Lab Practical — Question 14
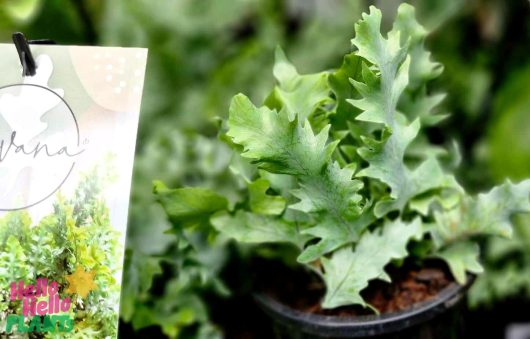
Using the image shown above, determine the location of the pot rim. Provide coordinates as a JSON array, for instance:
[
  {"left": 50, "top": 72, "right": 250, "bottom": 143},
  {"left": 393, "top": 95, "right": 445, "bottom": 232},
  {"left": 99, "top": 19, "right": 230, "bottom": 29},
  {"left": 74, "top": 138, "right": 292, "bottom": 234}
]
[{"left": 254, "top": 275, "right": 474, "bottom": 337}]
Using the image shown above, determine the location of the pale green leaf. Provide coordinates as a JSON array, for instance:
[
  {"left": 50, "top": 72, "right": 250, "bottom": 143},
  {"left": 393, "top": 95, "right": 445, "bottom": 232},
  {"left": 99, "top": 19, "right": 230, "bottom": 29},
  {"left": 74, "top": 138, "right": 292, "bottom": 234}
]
[
  {"left": 259, "top": 171, "right": 297, "bottom": 198},
  {"left": 227, "top": 94, "right": 334, "bottom": 176},
  {"left": 265, "top": 47, "right": 331, "bottom": 122},
  {"left": 321, "top": 218, "right": 423, "bottom": 309},
  {"left": 349, "top": 5, "right": 458, "bottom": 217},
  {"left": 351, "top": 6, "right": 406, "bottom": 72},
  {"left": 394, "top": 4, "right": 446, "bottom": 126},
  {"left": 393, "top": 3, "right": 443, "bottom": 89},
  {"left": 409, "top": 188, "right": 461, "bottom": 216},
  {"left": 434, "top": 241, "right": 483, "bottom": 284},
  {"left": 227, "top": 94, "right": 365, "bottom": 260},
  {"left": 248, "top": 178, "right": 286, "bottom": 215},
  {"left": 432, "top": 180, "right": 530, "bottom": 245},
  {"left": 297, "top": 209, "right": 375, "bottom": 264}
]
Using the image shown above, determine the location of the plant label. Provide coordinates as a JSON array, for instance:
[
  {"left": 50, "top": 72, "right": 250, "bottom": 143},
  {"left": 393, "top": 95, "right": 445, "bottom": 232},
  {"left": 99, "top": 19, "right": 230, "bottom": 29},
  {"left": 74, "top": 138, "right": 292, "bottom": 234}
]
[{"left": 0, "top": 44, "right": 147, "bottom": 338}]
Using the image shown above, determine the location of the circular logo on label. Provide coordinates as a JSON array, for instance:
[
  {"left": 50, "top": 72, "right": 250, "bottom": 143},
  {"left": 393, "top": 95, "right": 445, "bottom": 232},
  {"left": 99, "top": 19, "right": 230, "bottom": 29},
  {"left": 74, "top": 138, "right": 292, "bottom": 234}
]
[{"left": 0, "top": 84, "right": 81, "bottom": 211}]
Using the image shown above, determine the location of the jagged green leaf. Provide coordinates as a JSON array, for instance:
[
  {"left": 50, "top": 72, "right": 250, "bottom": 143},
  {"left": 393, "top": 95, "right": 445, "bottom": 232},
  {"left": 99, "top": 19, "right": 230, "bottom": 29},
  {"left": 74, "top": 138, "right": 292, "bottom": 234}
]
[
  {"left": 227, "top": 94, "right": 366, "bottom": 261},
  {"left": 394, "top": 4, "right": 447, "bottom": 127},
  {"left": 393, "top": 3, "right": 443, "bottom": 89},
  {"left": 321, "top": 218, "right": 423, "bottom": 309},
  {"left": 349, "top": 5, "right": 458, "bottom": 217},
  {"left": 297, "top": 209, "right": 375, "bottom": 264},
  {"left": 265, "top": 47, "right": 331, "bottom": 122},
  {"left": 228, "top": 94, "right": 334, "bottom": 175},
  {"left": 350, "top": 6, "right": 407, "bottom": 74},
  {"left": 434, "top": 241, "right": 483, "bottom": 284}
]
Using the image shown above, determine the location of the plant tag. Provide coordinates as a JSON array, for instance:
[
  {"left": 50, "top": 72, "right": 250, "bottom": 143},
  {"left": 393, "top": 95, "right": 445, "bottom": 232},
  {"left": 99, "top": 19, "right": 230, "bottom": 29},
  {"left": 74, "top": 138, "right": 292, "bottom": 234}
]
[{"left": 0, "top": 44, "right": 147, "bottom": 338}]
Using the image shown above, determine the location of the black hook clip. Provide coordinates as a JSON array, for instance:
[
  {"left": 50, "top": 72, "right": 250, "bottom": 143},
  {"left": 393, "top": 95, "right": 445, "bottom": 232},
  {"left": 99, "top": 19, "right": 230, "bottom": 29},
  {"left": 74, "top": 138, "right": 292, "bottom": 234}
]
[{"left": 12, "top": 32, "right": 56, "bottom": 77}]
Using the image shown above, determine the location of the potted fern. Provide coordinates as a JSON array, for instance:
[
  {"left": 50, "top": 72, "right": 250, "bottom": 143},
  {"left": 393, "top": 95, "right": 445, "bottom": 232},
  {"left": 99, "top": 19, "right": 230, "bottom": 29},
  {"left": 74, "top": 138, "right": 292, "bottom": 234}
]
[{"left": 155, "top": 4, "right": 530, "bottom": 338}]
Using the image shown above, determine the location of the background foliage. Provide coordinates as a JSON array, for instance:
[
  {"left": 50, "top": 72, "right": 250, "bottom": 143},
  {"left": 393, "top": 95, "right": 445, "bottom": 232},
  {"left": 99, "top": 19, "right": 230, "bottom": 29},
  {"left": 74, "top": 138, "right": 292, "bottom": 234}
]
[{"left": 1, "top": 0, "right": 529, "bottom": 337}]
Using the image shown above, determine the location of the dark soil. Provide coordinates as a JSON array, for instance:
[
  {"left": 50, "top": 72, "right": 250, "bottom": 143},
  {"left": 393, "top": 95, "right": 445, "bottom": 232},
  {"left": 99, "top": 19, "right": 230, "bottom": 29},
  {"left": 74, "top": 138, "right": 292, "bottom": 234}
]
[{"left": 257, "top": 260, "right": 454, "bottom": 317}]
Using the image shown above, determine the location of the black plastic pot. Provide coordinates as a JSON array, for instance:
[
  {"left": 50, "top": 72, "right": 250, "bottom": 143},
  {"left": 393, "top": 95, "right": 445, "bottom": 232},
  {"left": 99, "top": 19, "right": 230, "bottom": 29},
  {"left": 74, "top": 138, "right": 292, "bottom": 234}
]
[{"left": 254, "top": 276, "right": 474, "bottom": 339}]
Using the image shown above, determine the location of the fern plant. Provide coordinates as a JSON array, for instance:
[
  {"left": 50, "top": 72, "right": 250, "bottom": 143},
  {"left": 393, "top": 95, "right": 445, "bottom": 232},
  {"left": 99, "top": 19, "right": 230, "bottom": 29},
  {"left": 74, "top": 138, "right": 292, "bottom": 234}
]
[{"left": 155, "top": 4, "right": 530, "bottom": 311}]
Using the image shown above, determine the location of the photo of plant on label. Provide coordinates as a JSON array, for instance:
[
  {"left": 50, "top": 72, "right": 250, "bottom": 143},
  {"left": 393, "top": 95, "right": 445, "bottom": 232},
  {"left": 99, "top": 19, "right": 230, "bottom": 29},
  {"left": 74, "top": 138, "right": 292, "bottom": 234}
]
[{"left": 0, "top": 43, "right": 147, "bottom": 338}]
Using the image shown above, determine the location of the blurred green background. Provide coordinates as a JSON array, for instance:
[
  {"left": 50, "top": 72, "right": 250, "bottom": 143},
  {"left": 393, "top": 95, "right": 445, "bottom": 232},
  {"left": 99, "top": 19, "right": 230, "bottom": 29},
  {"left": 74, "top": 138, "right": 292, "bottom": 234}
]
[{"left": 1, "top": 0, "right": 529, "bottom": 338}]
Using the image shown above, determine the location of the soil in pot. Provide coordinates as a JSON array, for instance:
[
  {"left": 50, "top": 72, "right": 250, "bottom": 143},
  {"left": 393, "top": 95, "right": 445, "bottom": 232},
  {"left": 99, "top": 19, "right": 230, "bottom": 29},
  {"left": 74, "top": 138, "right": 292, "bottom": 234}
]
[
  {"left": 257, "top": 259, "right": 453, "bottom": 317},
  {"left": 253, "top": 259, "right": 469, "bottom": 339}
]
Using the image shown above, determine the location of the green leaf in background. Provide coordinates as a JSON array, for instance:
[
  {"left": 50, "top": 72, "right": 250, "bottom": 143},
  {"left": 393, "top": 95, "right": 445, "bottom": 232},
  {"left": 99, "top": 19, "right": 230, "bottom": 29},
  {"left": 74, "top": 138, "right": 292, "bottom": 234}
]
[
  {"left": 469, "top": 216, "right": 530, "bottom": 307},
  {"left": 211, "top": 210, "right": 305, "bottom": 248},
  {"left": 409, "top": 0, "right": 465, "bottom": 31},
  {"left": 471, "top": 264, "right": 530, "bottom": 308},
  {"left": 434, "top": 241, "right": 483, "bottom": 284},
  {"left": 409, "top": 187, "right": 461, "bottom": 216},
  {"left": 265, "top": 47, "right": 331, "bottom": 123},
  {"left": 488, "top": 63, "right": 530, "bottom": 182},
  {"left": 248, "top": 178, "right": 286, "bottom": 215},
  {"left": 2, "top": 0, "right": 41, "bottom": 22},
  {"left": 120, "top": 249, "right": 163, "bottom": 322},
  {"left": 470, "top": 212, "right": 530, "bottom": 306},
  {"left": 154, "top": 181, "right": 229, "bottom": 228},
  {"left": 321, "top": 218, "right": 423, "bottom": 309},
  {"left": 130, "top": 278, "right": 222, "bottom": 339},
  {"left": 328, "top": 53, "right": 363, "bottom": 129},
  {"left": 432, "top": 180, "right": 530, "bottom": 287},
  {"left": 432, "top": 180, "right": 530, "bottom": 245}
]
